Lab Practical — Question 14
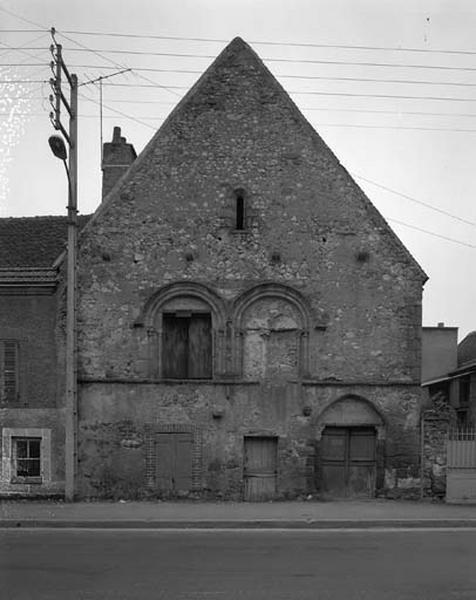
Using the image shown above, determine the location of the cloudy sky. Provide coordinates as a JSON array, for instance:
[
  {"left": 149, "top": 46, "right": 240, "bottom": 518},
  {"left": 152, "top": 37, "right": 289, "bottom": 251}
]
[{"left": 1, "top": 0, "right": 475, "bottom": 339}]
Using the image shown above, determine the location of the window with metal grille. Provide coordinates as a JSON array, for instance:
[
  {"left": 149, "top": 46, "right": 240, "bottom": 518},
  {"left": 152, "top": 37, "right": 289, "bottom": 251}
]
[
  {"left": 0, "top": 340, "right": 18, "bottom": 403},
  {"left": 162, "top": 312, "right": 212, "bottom": 379},
  {"left": 14, "top": 437, "right": 41, "bottom": 478}
]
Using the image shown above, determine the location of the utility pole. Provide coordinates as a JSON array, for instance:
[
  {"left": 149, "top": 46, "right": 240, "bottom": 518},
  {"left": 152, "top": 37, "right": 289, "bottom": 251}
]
[{"left": 49, "top": 26, "right": 78, "bottom": 502}]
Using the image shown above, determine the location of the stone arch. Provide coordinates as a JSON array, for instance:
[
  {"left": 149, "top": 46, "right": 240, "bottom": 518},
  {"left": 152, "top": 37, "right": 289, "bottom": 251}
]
[
  {"left": 136, "top": 281, "right": 227, "bottom": 329},
  {"left": 135, "top": 282, "right": 227, "bottom": 378},
  {"left": 314, "top": 394, "right": 386, "bottom": 496},
  {"left": 315, "top": 394, "right": 386, "bottom": 440},
  {"left": 232, "top": 283, "right": 312, "bottom": 379}
]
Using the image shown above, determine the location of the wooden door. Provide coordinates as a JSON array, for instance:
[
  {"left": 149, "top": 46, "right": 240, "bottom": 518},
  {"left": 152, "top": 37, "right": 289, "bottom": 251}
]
[
  {"left": 244, "top": 436, "right": 278, "bottom": 501},
  {"left": 156, "top": 433, "right": 193, "bottom": 493},
  {"left": 321, "top": 427, "right": 376, "bottom": 498}
]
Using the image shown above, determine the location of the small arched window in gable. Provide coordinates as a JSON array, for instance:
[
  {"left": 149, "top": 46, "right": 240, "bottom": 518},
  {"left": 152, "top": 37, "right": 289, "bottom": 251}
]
[{"left": 234, "top": 189, "right": 246, "bottom": 230}]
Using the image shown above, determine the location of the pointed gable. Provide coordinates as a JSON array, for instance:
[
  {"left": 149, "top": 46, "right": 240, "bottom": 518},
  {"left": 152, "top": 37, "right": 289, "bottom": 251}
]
[{"left": 88, "top": 37, "right": 426, "bottom": 283}]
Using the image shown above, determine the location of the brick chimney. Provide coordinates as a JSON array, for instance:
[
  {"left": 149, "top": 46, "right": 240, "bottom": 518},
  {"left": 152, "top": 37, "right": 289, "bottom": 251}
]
[{"left": 101, "top": 126, "right": 137, "bottom": 200}]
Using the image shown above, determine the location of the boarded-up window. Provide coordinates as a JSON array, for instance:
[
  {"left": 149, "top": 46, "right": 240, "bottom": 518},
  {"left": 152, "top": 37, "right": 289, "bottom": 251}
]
[
  {"left": 156, "top": 432, "right": 193, "bottom": 492},
  {"left": 0, "top": 340, "right": 18, "bottom": 403},
  {"left": 162, "top": 313, "right": 212, "bottom": 379}
]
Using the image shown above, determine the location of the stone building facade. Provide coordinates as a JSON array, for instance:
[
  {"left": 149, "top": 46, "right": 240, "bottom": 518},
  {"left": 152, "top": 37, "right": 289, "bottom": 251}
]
[
  {"left": 76, "top": 38, "right": 427, "bottom": 500},
  {"left": 1, "top": 37, "right": 427, "bottom": 500}
]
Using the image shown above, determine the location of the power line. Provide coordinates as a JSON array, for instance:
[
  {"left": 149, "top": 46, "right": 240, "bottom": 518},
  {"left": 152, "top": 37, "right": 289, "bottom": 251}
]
[
  {"left": 78, "top": 90, "right": 156, "bottom": 130},
  {"left": 58, "top": 30, "right": 476, "bottom": 57},
  {"left": 56, "top": 31, "right": 183, "bottom": 100},
  {"left": 0, "top": 28, "right": 45, "bottom": 33},
  {"left": 8, "top": 62, "right": 476, "bottom": 93},
  {"left": 56, "top": 66, "right": 476, "bottom": 89},
  {"left": 50, "top": 47, "right": 476, "bottom": 74},
  {"left": 0, "top": 32, "right": 48, "bottom": 60},
  {"left": 318, "top": 123, "right": 476, "bottom": 132},
  {"left": 97, "top": 82, "right": 476, "bottom": 104},
  {"left": 388, "top": 218, "right": 476, "bottom": 249},
  {"left": 0, "top": 80, "right": 46, "bottom": 83},
  {"left": 0, "top": 63, "right": 45, "bottom": 66},
  {"left": 353, "top": 174, "right": 476, "bottom": 227},
  {"left": 6, "top": 44, "right": 476, "bottom": 76},
  {"left": 0, "top": 6, "right": 44, "bottom": 29}
]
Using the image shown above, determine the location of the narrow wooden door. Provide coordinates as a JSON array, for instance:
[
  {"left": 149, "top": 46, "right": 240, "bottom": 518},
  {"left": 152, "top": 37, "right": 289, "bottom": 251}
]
[
  {"left": 156, "top": 433, "right": 193, "bottom": 493},
  {"left": 321, "top": 427, "right": 376, "bottom": 498},
  {"left": 244, "top": 436, "right": 278, "bottom": 501}
]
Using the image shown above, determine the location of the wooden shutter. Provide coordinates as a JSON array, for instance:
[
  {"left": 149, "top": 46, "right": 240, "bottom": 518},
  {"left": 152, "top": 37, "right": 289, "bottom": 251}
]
[
  {"left": 188, "top": 314, "right": 212, "bottom": 379},
  {"left": 1, "top": 341, "right": 18, "bottom": 402},
  {"left": 162, "top": 315, "right": 188, "bottom": 378}
]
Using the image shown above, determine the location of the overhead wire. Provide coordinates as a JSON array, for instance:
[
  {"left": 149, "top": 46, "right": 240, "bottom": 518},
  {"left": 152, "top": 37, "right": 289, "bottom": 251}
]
[
  {"left": 388, "top": 218, "right": 476, "bottom": 249},
  {"left": 353, "top": 174, "right": 476, "bottom": 227},
  {"left": 0, "top": 6, "right": 45, "bottom": 30},
  {"left": 94, "top": 82, "right": 476, "bottom": 104},
  {"left": 57, "top": 30, "right": 476, "bottom": 57},
  {"left": 77, "top": 90, "right": 156, "bottom": 130},
  {"left": 45, "top": 46, "right": 476, "bottom": 74},
  {"left": 56, "top": 31, "right": 183, "bottom": 99},
  {"left": 1, "top": 18, "right": 475, "bottom": 249}
]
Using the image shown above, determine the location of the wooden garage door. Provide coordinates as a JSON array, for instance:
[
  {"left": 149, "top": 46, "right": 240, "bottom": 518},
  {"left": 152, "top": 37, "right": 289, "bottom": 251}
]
[
  {"left": 321, "top": 427, "right": 376, "bottom": 498},
  {"left": 244, "top": 436, "right": 278, "bottom": 502},
  {"left": 156, "top": 433, "right": 193, "bottom": 493}
]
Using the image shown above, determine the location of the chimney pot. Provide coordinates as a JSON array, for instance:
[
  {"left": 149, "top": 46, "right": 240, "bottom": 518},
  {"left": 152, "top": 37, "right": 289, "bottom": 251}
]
[
  {"left": 112, "top": 126, "right": 122, "bottom": 143},
  {"left": 438, "top": 322, "right": 445, "bottom": 328}
]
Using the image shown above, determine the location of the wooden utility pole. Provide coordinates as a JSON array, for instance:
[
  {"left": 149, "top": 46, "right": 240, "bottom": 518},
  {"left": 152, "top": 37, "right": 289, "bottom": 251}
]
[{"left": 49, "top": 28, "right": 78, "bottom": 502}]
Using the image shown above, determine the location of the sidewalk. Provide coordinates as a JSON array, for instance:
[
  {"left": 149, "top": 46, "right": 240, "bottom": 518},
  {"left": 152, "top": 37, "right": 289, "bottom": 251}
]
[{"left": 1, "top": 499, "right": 476, "bottom": 529}]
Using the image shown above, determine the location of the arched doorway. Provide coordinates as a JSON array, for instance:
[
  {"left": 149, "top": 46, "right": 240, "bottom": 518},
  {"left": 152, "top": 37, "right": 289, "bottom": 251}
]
[{"left": 315, "top": 396, "right": 385, "bottom": 498}]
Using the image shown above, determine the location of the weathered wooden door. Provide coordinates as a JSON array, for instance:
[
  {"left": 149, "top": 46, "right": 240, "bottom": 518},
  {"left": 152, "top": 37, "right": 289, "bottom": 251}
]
[
  {"left": 243, "top": 436, "right": 278, "bottom": 501},
  {"left": 321, "top": 427, "right": 376, "bottom": 498},
  {"left": 156, "top": 433, "right": 193, "bottom": 493}
]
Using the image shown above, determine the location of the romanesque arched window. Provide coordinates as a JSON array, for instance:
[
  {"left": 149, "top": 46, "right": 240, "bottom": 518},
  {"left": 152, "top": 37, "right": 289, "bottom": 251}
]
[
  {"left": 136, "top": 282, "right": 226, "bottom": 379},
  {"left": 232, "top": 284, "right": 312, "bottom": 380}
]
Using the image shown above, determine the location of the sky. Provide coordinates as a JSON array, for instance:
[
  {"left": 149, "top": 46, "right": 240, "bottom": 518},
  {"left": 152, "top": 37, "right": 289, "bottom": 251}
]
[{"left": 1, "top": 0, "right": 475, "bottom": 340}]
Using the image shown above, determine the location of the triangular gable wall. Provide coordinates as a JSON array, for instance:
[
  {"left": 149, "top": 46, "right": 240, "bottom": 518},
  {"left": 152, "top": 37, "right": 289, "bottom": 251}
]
[{"left": 83, "top": 37, "right": 426, "bottom": 282}]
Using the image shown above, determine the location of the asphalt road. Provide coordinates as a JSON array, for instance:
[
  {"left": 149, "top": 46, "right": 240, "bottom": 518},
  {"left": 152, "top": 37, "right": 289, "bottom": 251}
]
[{"left": 1, "top": 528, "right": 476, "bottom": 599}]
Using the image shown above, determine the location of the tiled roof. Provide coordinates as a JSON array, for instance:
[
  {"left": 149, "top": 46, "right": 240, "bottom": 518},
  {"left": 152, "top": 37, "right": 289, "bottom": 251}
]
[
  {"left": 0, "top": 215, "right": 91, "bottom": 268},
  {"left": 458, "top": 331, "right": 476, "bottom": 367}
]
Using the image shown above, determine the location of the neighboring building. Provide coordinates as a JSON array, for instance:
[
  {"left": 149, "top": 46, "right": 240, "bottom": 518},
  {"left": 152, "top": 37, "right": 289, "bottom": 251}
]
[
  {"left": 0, "top": 216, "right": 89, "bottom": 496},
  {"left": 422, "top": 328, "right": 476, "bottom": 427},
  {"left": 1, "top": 38, "right": 428, "bottom": 500}
]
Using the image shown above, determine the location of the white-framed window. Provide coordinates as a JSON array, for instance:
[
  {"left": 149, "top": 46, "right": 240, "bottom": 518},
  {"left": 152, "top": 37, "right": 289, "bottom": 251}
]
[{"left": 1, "top": 428, "right": 51, "bottom": 485}]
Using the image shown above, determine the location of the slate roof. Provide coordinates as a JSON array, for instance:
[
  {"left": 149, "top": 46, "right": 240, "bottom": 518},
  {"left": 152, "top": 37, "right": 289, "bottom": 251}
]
[
  {"left": 458, "top": 331, "right": 476, "bottom": 367},
  {"left": 0, "top": 215, "right": 91, "bottom": 268}
]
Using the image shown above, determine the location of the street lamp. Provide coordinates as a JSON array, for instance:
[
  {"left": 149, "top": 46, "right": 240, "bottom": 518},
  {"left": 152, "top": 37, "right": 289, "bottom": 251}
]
[
  {"left": 48, "top": 132, "right": 78, "bottom": 502},
  {"left": 48, "top": 134, "right": 67, "bottom": 160},
  {"left": 48, "top": 135, "right": 72, "bottom": 207}
]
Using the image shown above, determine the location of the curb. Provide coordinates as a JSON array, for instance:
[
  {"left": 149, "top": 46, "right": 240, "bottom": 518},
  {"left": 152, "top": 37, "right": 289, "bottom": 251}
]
[{"left": 2, "top": 519, "right": 476, "bottom": 529}]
